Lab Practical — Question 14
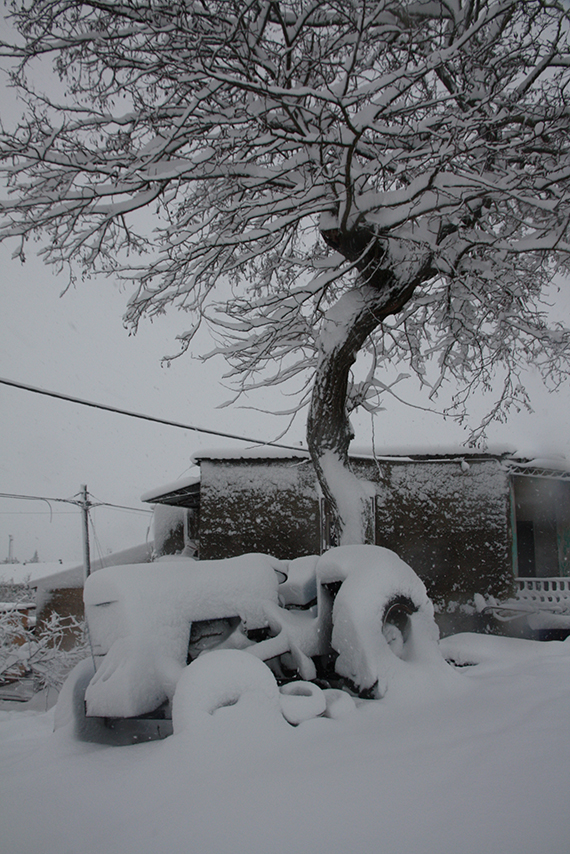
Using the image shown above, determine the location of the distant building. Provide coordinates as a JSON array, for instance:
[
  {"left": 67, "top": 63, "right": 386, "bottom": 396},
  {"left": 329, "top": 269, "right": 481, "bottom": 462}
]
[{"left": 0, "top": 542, "right": 154, "bottom": 643}]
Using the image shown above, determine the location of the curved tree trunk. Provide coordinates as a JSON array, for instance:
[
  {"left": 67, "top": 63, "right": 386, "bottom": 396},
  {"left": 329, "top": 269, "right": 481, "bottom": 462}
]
[{"left": 307, "top": 228, "right": 433, "bottom": 545}]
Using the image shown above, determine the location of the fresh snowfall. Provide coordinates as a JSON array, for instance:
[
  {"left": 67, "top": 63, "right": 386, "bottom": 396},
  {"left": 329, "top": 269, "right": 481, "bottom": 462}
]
[{"left": 2, "top": 547, "right": 570, "bottom": 854}]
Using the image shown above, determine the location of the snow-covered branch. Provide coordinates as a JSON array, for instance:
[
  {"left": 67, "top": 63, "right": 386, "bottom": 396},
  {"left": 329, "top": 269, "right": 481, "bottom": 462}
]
[{"left": 1, "top": 0, "right": 569, "bottom": 540}]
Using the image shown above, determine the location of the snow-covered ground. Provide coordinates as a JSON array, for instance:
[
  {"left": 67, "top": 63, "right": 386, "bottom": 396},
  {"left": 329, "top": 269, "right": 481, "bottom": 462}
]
[{"left": 1, "top": 633, "right": 569, "bottom": 854}]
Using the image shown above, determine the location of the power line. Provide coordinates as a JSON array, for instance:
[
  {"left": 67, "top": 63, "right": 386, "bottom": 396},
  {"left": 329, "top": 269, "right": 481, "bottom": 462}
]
[
  {"left": 0, "top": 492, "right": 153, "bottom": 514},
  {"left": 93, "top": 503, "right": 154, "bottom": 515},
  {"left": 0, "top": 376, "right": 308, "bottom": 453},
  {"left": 0, "top": 492, "right": 79, "bottom": 505},
  {"left": 0, "top": 511, "right": 78, "bottom": 516},
  {"left": 0, "top": 487, "right": 153, "bottom": 573}
]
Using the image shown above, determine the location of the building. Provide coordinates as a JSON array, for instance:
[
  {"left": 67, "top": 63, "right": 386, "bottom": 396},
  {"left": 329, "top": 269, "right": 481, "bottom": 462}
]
[
  {"left": 0, "top": 542, "right": 154, "bottom": 642},
  {"left": 143, "top": 448, "right": 570, "bottom": 631}
]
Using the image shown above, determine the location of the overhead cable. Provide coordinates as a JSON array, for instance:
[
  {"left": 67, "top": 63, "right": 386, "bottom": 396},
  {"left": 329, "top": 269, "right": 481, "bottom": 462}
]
[
  {"left": 0, "top": 491, "right": 79, "bottom": 505},
  {"left": 0, "top": 492, "right": 153, "bottom": 514},
  {"left": 0, "top": 376, "right": 308, "bottom": 453}
]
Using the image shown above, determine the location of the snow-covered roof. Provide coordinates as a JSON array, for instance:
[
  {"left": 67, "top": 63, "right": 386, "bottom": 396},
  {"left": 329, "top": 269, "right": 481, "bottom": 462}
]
[
  {"left": 144, "top": 446, "right": 570, "bottom": 508},
  {"left": 0, "top": 562, "right": 79, "bottom": 587},
  {"left": 0, "top": 600, "right": 36, "bottom": 611},
  {"left": 192, "top": 446, "right": 309, "bottom": 463},
  {"left": 193, "top": 443, "right": 570, "bottom": 470},
  {"left": 349, "top": 443, "right": 518, "bottom": 461},
  {"left": 192, "top": 443, "right": 518, "bottom": 463},
  {"left": 0, "top": 542, "right": 154, "bottom": 592},
  {"left": 141, "top": 474, "right": 200, "bottom": 504}
]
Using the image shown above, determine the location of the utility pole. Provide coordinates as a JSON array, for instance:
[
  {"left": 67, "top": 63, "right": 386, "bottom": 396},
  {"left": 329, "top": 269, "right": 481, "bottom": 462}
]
[{"left": 80, "top": 484, "right": 91, "bottom": 580}]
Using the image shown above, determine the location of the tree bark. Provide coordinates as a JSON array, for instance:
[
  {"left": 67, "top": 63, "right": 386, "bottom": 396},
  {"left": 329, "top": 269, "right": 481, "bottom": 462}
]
[{"left": 307, "top": 228, "right": 433, "bottom": 545}]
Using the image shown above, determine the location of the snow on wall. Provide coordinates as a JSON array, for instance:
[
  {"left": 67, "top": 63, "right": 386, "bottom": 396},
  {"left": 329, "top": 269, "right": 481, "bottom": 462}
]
[
  {"left": 152, "top": 504, "right": 187, "bottom": 556},
  {"left": 195, "top": 454, "right": 513, "bottom": 608},
  {"left": 198, "top": 458, "right": 321, "bottom": 560},
  {"left": 355, "top": 457, "right": 513, "bottom": 606}
]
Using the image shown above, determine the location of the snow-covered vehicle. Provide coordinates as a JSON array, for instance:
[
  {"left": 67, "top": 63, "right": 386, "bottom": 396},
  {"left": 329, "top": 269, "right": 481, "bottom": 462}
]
[{"left": 57, "top": 545, "right": 448, "bottom": 743}]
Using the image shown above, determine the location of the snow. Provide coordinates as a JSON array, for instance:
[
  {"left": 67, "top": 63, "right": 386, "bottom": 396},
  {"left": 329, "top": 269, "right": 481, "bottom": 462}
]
[
  {"left": 191, "top": 444, "right": 568, "bottom": 465},
  {"left": 508, "top": 456, "right": 570, "bottom": 473},
  {"left": 192, "top": 446, "right": 309, "bottom": 462},
  {"left": 80, "top": 546, "right": 451, "bottom": 716},
  {"left": 0, "top": 544, "right": 155, "bottom": 593},
  {"left": 0, "top": 600, "right": 35, "bottom": 611},
  {"left": 277, "top": 555, "right": 318, "bottom": 606},
  {"left": 83, "top": 556, "right": 284, "bottom": 717},
  {"left": 279, "top": 680, "right": 327, "bottom": 725},
  {"left": 318, "top": 450, "right": 377, "bottom": 545},
  {"left": 6, "top": 545, "right": 566, "bottom": 852},
  {"left": 349, "top": 443, "right": 518, "bottom": 459},
  {"left": 2, "top": 632, "right": 570, "bottom": 854},
  {"left": 140, "top": 474, "right": 200, "bottom": 503},
  {"left": 317, "top": 546, "right": 448, "bottom": 697},
  {"left": 439, "top": 632, "right": 570, "bottom": 667},
  {"left": 321, "top": 687, "right": 357, "bottom": 719},
  {"left": 172, "top": 649, "right": 284, "bottom": 734}
]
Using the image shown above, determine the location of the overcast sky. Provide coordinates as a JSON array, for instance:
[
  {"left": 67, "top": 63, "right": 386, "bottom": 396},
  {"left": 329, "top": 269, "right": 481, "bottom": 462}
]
[
  {"left": 1, "top": 16, "right": 569, "bottom": 564},
  {"left": 2, "top": 233, "right": 569, "bottom": 564}
]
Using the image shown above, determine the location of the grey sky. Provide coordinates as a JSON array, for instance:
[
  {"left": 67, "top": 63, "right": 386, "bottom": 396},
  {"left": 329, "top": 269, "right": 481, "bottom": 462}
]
[
  {"left": 2, "top": 235, "right": 569, "bottom": 563},
  {"left": 1, "top": 6, "right": 569, "bottom": 563}
]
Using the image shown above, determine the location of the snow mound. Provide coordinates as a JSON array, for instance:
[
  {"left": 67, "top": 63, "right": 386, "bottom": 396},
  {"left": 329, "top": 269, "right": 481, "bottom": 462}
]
[
  {"left": 279, "top": 680, "right": 326, "bottom": 725},
  {"left": 172, "top": 649, "right": 282, "bottom": 735},
  {"left": 440, "top": 631, "right": 570, "bottom": 668},
  {"left": 278, "top": 555, "right": 318, "bottom": 606},
  {"left": 322, "top": 688, "right": 357, "bottom": 719}
]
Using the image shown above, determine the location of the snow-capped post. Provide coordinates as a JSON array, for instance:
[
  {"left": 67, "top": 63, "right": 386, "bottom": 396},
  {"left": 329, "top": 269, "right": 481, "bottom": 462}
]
[{"left": 1, "top": 2, "right": 570, "bottom": 548}]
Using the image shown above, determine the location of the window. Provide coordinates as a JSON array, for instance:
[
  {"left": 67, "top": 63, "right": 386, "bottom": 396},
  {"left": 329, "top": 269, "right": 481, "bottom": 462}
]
[
  {"left": 516, "top": 520, "right": 536, "bottom": 577},
  {"left": 513, "top": 476, "right": 570, "bottom": 578}
]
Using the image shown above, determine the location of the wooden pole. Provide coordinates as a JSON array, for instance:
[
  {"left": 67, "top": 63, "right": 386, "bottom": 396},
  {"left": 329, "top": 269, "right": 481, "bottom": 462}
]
[{"left": 80, "top": 484, "right": 91, "bottom": 580}]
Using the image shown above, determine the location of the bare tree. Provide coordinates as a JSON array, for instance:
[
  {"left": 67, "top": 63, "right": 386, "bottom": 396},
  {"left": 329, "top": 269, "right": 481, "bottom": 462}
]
[{"left": 1, "top": 1, "right": 569, "bottom": 543}]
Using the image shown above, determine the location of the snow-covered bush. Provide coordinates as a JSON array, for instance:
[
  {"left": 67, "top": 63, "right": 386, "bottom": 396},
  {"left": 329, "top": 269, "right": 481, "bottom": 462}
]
[{"left": 0, "top": 598, "right": 89, "bottom": 694}]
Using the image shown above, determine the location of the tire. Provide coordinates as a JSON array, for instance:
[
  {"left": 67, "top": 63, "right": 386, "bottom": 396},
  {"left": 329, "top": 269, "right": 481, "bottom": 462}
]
[
  {"left": 381, "top": 596, "right": 418, "bottom": 660},
  {"left": 322, "top": 547, "right": 442, "bottom": 698},
  {"left": 279, "top": 680, "right": 326, "bottom": 724},
  {"left": 54, "top": 658, "right": 171, "bottom": 745}
]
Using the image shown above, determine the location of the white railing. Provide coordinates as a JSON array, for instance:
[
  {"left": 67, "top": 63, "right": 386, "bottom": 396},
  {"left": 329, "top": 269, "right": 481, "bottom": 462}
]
[{"left": 516, "top": 577, "right": 570, "bottom": 607}]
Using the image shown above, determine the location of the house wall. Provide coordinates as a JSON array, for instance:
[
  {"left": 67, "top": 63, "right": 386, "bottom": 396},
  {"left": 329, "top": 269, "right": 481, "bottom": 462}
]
[
  {"left": 198, "top": 457, "right": 321, "bottom": 560},
  {"left": 197, "top": 455, "right": 514, "bottom": 608},
  {"left": 356, "top": 458, "right": 514, "bottom": 607}
]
